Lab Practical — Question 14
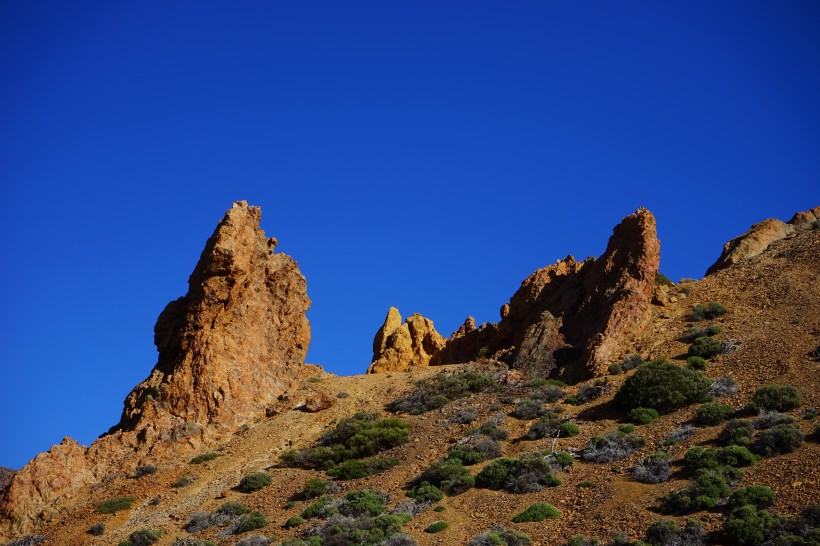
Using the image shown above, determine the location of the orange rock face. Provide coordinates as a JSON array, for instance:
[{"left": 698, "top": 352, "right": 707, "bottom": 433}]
[
  {"left": 367, "top": 307, "right": 445, "bottom": 373},
  {"left": 369, "top": 208, "right": 661, "bottom": 379},
  {"left": 706, "top": 206, "right": 819, "bottom": 276},
  {"left": 0, "top": 201, "right": 312, "bottom": 539}
]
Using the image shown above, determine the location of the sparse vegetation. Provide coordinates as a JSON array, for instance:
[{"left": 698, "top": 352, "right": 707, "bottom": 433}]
[
  {"left": 709, "top": 376, "right": 739, "bottom": 398},
  {"left": 88, "top": 523, "right": 105, "bottom": 536},
  {"left": 614, "top": 359, "right": 710, "bottom": 413},
  {"left": 407, "top": 481, "right": 444, "bottom": 503},
  {"left": 512, "top": 399, "right": 546, "bottom": 420},
  {"left": 236, "top": 472, "right": 272, "bottom": 493},
  {"left": 475, "top": 451, "right": 562, "bottom": 493},
  {"left": 413, "top": 458, "right": 475, "bottom": 495},
  {"left": 327, "top": 456, "right": 400, "bottom": 479},
  {"left": 284, "top": 516, "right": 305, "bottom": 529},
  {"left": 687, "top": 336, "right": 724, "bottom": 359},
  {"left": 752, "top": 384, "right": 801, "bottom": 412},
  {"left": 695, "top": 402, "right": 734, "bottom": 426},
  {"left": 511, "top": 502, "right": 560, "bottom": 522},
  {"left": 450, "top": 408, "right": 479, "bottom": 424},
  {"left": 582, "top": 432, "right": 645, "bottom": 462},
  {"left": 302, "top": 478, "right": 336, "bottom": 499},
  {"left": 134, "top": 464, "right": 158, "bottom": 478},
  {"left": 633, "top": 453, "right": 671, "bottom": 484},
  {"left": 189, "top": 452, "right": 220, "bottom": 464},
  {"left": 468, "top": 526, "right": 532, "bottom": 546},
  {"left": 644, "top": 519, "right": 704, "bottom": 546},
  {"left": 95, "top": 496, "right": 136, "bottom": 514},
  {"left": 620, "top": 355, "right": 644, "bottom": 372},
  {"left": 627, "top": 407, "right": 659, "bottom": 425},
  {"left": 387, "top": 370, "right": 494, "bottom": 414},
  {"left": 681, "top": 324, "right": 722, "bottom": 342},
  {"left": 118, "top": 529, "right": 161, "bottom": 546},
  {"left": 690, "top": 302, "right": 727, "bottom": 321},
  {"left": 448, "top": 438, "right": 502, "bottom": 465},
  {"left": 524, "top": 410, "right": 577, "bottom": 440},
  {"left": 172, "top": 476, "right": 194, "bottom": 488},
  {"left": 531, "top": 384, "right": 565, "bottom": 402},
  {"left": 425, "top": 521, "right": 449, "bottom": 533}
]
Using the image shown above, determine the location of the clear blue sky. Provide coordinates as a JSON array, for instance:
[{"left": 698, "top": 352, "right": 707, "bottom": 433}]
[{"left": 1, "top": 2, "right": 817, "bottom": 469}]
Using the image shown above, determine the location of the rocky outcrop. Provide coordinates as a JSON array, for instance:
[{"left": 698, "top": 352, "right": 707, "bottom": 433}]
[
  {"left": 367, "top": 307, "right": 446, "bottom": 373},
  {"left": 706, "top": 206, "right": 819, "bottom": 276},
  {"left": 0, "top": 201, "right": 312, "bottom": 540},
  {"left": 369, "top": 208, "right": 661, "bottom": 379},
  {"left": 0, "top": 469, "right": 14, "bottom": 494}
]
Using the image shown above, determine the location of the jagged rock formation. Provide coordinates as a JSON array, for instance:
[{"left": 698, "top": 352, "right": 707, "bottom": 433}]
[
  {"left": 0, "top": 201, "right": 312, "bottom": 540},
  {"left": 367, "top": 307, "right": 445, "bottom": 373},
  {"left": 706, "top": 206, "right": 819, "bottom": 276},
  {"left": 369, "top": 208, "right": 660, "bottom": 378}
]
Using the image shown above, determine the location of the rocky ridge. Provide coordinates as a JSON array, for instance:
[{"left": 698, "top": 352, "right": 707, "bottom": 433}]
[
  {"left": 369, "top": 207, "right": 661, "bottom": 379},
  {"left": 0, "top": 201, "right": 313, "bottom": 539}
]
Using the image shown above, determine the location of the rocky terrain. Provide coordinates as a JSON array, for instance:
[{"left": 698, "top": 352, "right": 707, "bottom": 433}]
[{"left": 1, "top": 203, "right": 817, "bottom": 546}]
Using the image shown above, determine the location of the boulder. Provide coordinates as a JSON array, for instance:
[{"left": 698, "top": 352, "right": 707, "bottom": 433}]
[{"left": 367, "top": 308, "right": 445, "bottom": 373}]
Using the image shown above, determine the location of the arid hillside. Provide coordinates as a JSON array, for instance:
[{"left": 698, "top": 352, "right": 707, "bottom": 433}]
[{"left": 1, "top": 204, "right": 818, "bottom": 546}]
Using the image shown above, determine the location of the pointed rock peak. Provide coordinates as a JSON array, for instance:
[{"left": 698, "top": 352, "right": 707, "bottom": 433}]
[
  {"left": 368, "top": 308, "right": 445, "bottom": 373},
  {"left": 116, "top": 201, "right": 312, "bottom": 433},
  {"left": 707, "top": 206, "right": 819, "bottom": 276}
]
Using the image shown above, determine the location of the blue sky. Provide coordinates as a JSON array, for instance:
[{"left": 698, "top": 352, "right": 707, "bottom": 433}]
[{"left": 0, "top": 2, "right": 817, "bottom": 469}]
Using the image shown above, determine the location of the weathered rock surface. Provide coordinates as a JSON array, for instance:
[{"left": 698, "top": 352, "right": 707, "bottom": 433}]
[
  {"left": 304, "top": 390, "right": 336, "bottom": 412},
  {"left": 706, "top": 206, "right": 819, "bottom": 276},
  {"left": 367, "top": 307, "right": 446, "bottom": 373},
  {"left": 0, "top": 469, "right": 14, "bottom": 493},
  {"left": 0, "top": 201, "right": 312, "bottom": 540},
  {"left": 369, "top": 208, "right": 661, "bottom": 379}
]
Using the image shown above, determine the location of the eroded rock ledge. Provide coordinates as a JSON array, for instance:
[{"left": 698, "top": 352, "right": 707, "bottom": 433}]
[{"left": 369, "top": 208, "right": 661, "bottom": 379}]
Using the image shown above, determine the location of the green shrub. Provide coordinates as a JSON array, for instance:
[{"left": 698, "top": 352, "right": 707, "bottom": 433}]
[
  {"left": 284, "top": 516, "right": 305, "bottom": 529},
  {"left": 512, "top": 399, "right": 546, "bottom": 420},
  {"left": 559, "top": 422, "right": 580, "bottom": 437},
  {"left": 468, "top": 527, "right": 532, "bottom": 546},
  {"left": 434, "top": 505, "right": 445, "bottom": 512},
  {"left": 172, "top": 476, "right": 194, "bottom": 488},
  {"left": 134, "top": 464, "right": 157, "bottom": 478},
  {"left": 614, "top": 359, "right": 710, "bottom": 413},
  {"left": 728, "top": 486, "right": 775, "bottom": 510},
  {"left": 88, "top": 523, "right": 105, "bottom": 536},
  {"left": 425, "top": 521, "right": 449, "bottom": 533},
  {"left": 339, "top": 490, "right": 385, "bottom": 517},
  {"left": 475, "top": 451, "right": 561, "bottom": 493},
  {"left": 281, "top": 413, "right": 410, "bottom": 471},
  {"left": 327, "top": 456, "right": 400, "bottom": 479},
  {"left": 218, "top": 501, "right": 251, "bottom": 515},
  {"left": 683, "top": 447, "right": 720, "bottom": 471},
  {"left": 234, "top": 511, "right": 268, "bottom": 534},
  {"left": 627, "top": 407, "right": 659, "bottom": 425},
  {"left": 656, "top": 273, "right": 674, "bottom": 286},
  {"left": 413, "top": 459, "right": 475, "bottom": 495},
  {"left": 645, "top": 519, "right": 704, "bottom": 546},
  {"left": 582, "top": 432, "right": 645, "bottom": 463},
  {"left": 95, "top": 496, "right": 136, "bottom": 514},
  {"left": 553, "top": 451, "right": 574, "bottom": 468},
  {"left": 576, "top": 481, "right": 596, "bottom": 488},
  {"left": 660, "top": 469, "right": 730, "bottom": 514},
  {"left": 511, "top": 502, "right": 560, "bottom": 522},
  {"left": 686, "top": 356, "right": 708, "bottom": 370},
  {"left": 688, "top": 336, "right": 723, "bottom": 359},
  {"left": 695, "top": 403, "right": 734, "bottom": 426},
  {"left": 690, "top": 302, "right": 727, "bottom": 321},
  {"left": 387, "top": 371, "right": 494, "bottom": 414},
  {"left": 303, "top": 478, "right": 334, "bottom": 499},
  {"left": 236, "top": 472, "right": 272, "bottom": 493},
  {"left": 682, "top": 325, "right": 721, "bottom": 342},
  {"left": 119, "top": 529, "right": 161, "bottom": 546},
  {"left": 717, "top": 445, "right": 759, "bottom": 467},
  {"left": 723, "top": 505, "right": 783, "bottom": 546},
  {"left": 189, "top": 452, "right": 221, "bottom": 464},
  {"left": 752, "top": 385, "right": 801, "bottom": 412},
  {"left": 753, "top": 423, "right": 803, "bottom": 456},
  {"left": 301, "top": 496, "right": 337, "bottom": 519},
  {"left": 407, "top": 481, "right": 444, "bottom": 503},
  {"left": 608, "top": 363, "right": 623, "bottom": 375},
  {"left": 718, "top": 419, "right": 755, "bottom": 447},
  {"left": 617, "top": 423, "right": 635, "bottom": 434}
]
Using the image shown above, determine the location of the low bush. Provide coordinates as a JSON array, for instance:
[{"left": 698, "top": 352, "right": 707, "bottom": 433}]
[
  {"left": 88, "top": 523, "right": 105, "bottom": 536},
  {"left": 709, "top": 377, "right": 739, "bottom": 398},
  {"left": 511, "top": 502, "right": 560, "bottom": 522},
  {"left": 512, "top": 400, "right": 546, "bottom": 420},
  {"left": 448, "top": 438, "right": 502, "bottom": 465},
  {"left": 582, "top": 432, "right": 645, "bottom": 463},
  {"left": 302, "top": 478, "right": 335, "bottom": 499},
  {"left": 172, "top": 476, "right": 194, "bottom": 488},
  {"left": 531, "top": 384, "right": 565, "bottom": 403},
  {"left": 232, "top": 537, "right": 271, "bottom": 546},
  {"left": 754, "top": 410, "right": 794, "bottom": 430},
  {"left": 688, "top": 337, "right": 724, "bottom": 359},
  {"left": 387, "top": 371, "right": 494, "bottom": 414},
  {"left": 633, "top": 454, "right": 671, "bottom": 484},
  {"left": 663, "top": 424, "right": 696, "bottom": 445},
  {"left": 283, "top": 516, "right": 305, "bottom": 529},
  {"left": 234, "top": 511, "right": 268, "bottom": 534},
  {"left": 614, "top": 359, "right": 710, "bottom": 413},
  {"left": 524, "top": 411, "right": 578, "bottom": 440},
  {"left": 695, "top": 403, "right": 734, "bottom": 426},
  {"left": 134, "top": 464, "right": 157, "bottom": 478},
  {"left": 753, "top": 423, "right": 803, "bottom": 456},
  {"left": 659, "top": 469, "right": 730, "bottom": 514},
  {"left": 681, "top": 325, "right": 722, "bottom": 342},
  {"left": 171, "top": 539, "right": 218, "bottom": 546},
  {"left": 236, "top": 472, "right": 272, "bottom": 493},
  {"left": 627, "top": 407, "right": 659, "bottom": 425},
  {"left": 752, "top": 385, "right": 801, "bottom": 412},
  {"left": 727, "top": 485, "right": 775, "bottom": 510},
  {"left": 95, "top": 496, "right": 136, "bottom": 514},
  {"left": 425, "top": 521, "right": 449, "bottom": 533},
  {"left": 450, "top": 408, "right": 479, "bottom": 424},
  {"left": 620, "top": 355, "right": 644, "bottom": 372},
  {"left": 475, "top": 451, "right": 561, "bottom": 493},
  {"left": 413, "top": 459, "right": 475, "bottom": 495},
  {"left": 617, "top": 423, "right": 635, "bottom": 434},
  {"left": 327, "top": 456, "right": 400, "bottom": 479},
  {"left": 118, "top": 529, "right": 161, "bottom": 546},
  {"left": 280, "top": 412, "right": 410, "bottom": 472},
  {"left": 560, "top": 422, "right": 580, "bottom": 437},
  {"left": 722, "top": 505, "right": 782, "bottom": 546},
  {"left": 468, "top": 526, "right": 532, "bottom": 546},
  {"left": 718, "top": 419, "right": 755, "bottom": 447},
  {"left": 690, "top": 302, "right": 727, "bottom": 321},
  {"left": 189, "top": 452, "right": 220, "bottom": 464},
  {"left": 644, "top": 519, "right": 705, "bottom": 546},
  {"left": 407, "top": 481, "right": 443, "bottom": 503},
  {"left": 685, "top": 356, "right": 708, "bottom": 371},
  {"left": 716, "top": 445, "right": 759, "bottom": 467},
  {"left": 608, "top": 363, "right": 623, "bottom": 375}
]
